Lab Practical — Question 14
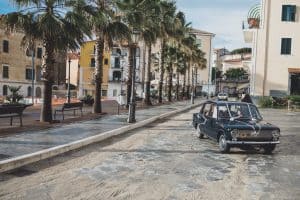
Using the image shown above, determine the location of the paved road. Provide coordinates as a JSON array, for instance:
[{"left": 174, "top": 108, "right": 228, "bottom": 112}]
[
  {"left": 0, "top": 108, "right": 299, "bottom": 200},
  {"left": 0, "top": 100, "right": 192, "bottom": 161}
]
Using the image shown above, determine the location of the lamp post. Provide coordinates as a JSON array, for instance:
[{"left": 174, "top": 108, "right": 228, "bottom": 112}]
[
  {"left": 127, "top": 30, "right": 140, "bottom": 123},
  {"left": 67, "top": 57, "right": 71, "bottom": 103}
]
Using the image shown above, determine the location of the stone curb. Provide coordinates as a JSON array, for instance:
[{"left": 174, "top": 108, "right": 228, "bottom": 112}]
[{"left": 0, "top": 102, "right": 201, "bottom": 173}]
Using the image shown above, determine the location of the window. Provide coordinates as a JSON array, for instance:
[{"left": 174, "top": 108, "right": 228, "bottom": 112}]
[
  {"left": 26, "top": 68, "right": 35, "bottom": 80},
  {"left": 282, "top": 5, "right": 296, "bottom": 22},
  {"left": 36, "top": 87, "right": 42, "bottom": 98},
  {"left": 27, "top": 86, "right": 32, "bottom": 97},
  {"left": 281, "top": 38, "right": 292, "bottom": 55},
  {"left": 37, "top": 48, "right": 43, "bottom": 58},
  {"left": 101, "top": 90, "right": 107, "bottom": 97},
  {"left": 113, "top": 71, "right": 121, "bottom": 81},
  {"left": 3, "top": 40, "right": 9, "bottom": 53},
  {"left": 2, "top": 66, "right": 9, "bottom": 78},
  {"left": 104, "top": 58, "right": 109, "bottom": 65},
  {"left": 91, "top": 58, "right": 95, "bottom": 67},
  {"left": 3, "top": 85, "right": 8, "bottom": 96},
  {"left": 114, "top": 57, "right": 120, "bottom": 68},
  {"left": 113, "top": 89, "right": 117, "bottom": 97}
]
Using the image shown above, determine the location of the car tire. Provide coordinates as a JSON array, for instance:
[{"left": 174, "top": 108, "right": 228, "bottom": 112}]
[
  {"left": 263, "top": 144, "right": 276, "bottom": 154},
  {"left": 197, "top": 124, "right": 204, "bottom": 139},
  {"left": 218, "top": 134, "right": 230, "bottom": 153}
]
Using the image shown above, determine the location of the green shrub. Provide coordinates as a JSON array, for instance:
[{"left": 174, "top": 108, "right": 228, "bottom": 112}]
[
  {"left": 6, "top": 86, "right": 24, "bottom": 104},
  {"left": 80, "top": 94, "right": 94, "bottom": 105},
  {"left": 287, "top": 95, "right": 300, "bottom": 104},
  {"left": 258, "top": 96, "right": 273, "bottom": 108}
]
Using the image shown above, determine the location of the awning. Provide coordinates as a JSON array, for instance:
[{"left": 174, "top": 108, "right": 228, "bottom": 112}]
[{"left": 237, "top": 83, "right": 250, "bottom": 90}]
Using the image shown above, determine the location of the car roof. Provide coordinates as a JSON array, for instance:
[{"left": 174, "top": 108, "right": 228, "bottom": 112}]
[{"left": 203, "top": 100, "right": 254, "bottom": 106}]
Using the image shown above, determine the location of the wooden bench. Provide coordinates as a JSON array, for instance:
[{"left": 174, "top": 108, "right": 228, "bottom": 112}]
[
  {"left": 54, "top": 102, "right": 83, "bottom": 120},
  {"left": 0, "top": 105, "right": 26, "bottom": 127}
]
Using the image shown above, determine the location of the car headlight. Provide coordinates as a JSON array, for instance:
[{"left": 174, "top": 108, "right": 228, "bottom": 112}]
[
  {"left": 231, "top": 129, "right": 238, "bottom": 140},
  {"left": 272, "top": 130, "right": 280, "bottom": 141}
]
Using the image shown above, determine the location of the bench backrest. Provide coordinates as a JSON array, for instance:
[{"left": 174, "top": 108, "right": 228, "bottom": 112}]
[
  {"left": 0, "top": 105, "right": 24, "bottom": 115},
  {"left": 63, "top": 102, "right": 83, "bottom": 109}
]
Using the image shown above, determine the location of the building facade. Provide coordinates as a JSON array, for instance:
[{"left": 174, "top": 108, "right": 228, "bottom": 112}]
[
  {"left": 78, "top": 40, "right": 110, "bottom": 98},
  {"left": 0, "top": 29, "right": 44, "bottom": 103},
  {"left": 244, "top": 0, "right": 300, "bottom": 97},
  {"left": 190, "top": 28, "right": 215, "bottom": 95}
]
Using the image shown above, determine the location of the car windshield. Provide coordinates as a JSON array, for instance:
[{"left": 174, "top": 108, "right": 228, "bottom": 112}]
[{"left": 218, "top": 103, "right": 262, "bottom": 120}]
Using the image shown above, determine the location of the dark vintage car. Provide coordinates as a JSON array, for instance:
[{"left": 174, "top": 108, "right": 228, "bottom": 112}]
[{"left": 192, "top": 101, "right": 280, "bottom": 153}]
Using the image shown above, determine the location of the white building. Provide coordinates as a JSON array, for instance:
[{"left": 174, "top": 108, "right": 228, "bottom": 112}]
[
  {"left": 244, "top": 0, "right": 300, "bottom": 97},
  {"left": 190, "top": 28, "right": 215, "bottom": 95}
]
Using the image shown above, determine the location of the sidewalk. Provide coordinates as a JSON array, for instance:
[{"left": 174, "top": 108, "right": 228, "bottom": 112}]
[{"left": 0, "top": 99, "right": 203, "bottom": 172}]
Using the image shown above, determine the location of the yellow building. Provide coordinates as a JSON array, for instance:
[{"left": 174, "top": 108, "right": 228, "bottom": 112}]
[{"left": 78, "top": 40, "right": 110, "bottom": 98}]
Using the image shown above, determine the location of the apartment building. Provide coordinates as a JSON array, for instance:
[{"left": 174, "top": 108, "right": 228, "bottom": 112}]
[
  {"left": 78, "top": 40, "right": 110, "bottom": 98},
  {"left": 0, "top": 29, "right": 44, "bottom": 102},
  {"left": 244, "top": 0, "right": 300, "bottom": 97}
]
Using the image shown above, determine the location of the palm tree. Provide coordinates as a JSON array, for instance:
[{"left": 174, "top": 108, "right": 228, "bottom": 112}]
[
  {"left": 5, "top": 0, "right": 92, "bottom": 122},
  {"left": 157, "top": 0, "right": 177, "bottom": 103},
  {"left": 89, "top": 0, "right": 130, "bottom": 113},
  {"left": 141, "top": 1, "right": 161, "bottom": 106}
]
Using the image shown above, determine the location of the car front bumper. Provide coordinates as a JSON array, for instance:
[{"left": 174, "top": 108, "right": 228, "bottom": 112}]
[{"left": 227, "top": 141, "right": 280, "bottom": 145}]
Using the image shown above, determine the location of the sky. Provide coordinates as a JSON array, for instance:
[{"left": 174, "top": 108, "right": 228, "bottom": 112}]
[
  {"left": 177, "top": 0, "right": 260, "bottom": 50},
  {"left": 0, "top": 0, "right": 260, "bottom": 51}
]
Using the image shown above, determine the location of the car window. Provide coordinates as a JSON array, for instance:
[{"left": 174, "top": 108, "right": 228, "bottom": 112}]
[
  {"left": 218, "top": 105, "right": 230, "bottom": 119},
  {"left": 212, "top": 106, "right": 217, "bottom": 119},
  {"left": 228, "top": 104, "right": 251, "bottom": 118},
  {"left": 249, "top": 105, "right": 263, "bottom": 120},
  {"left": 203, "top": 103, "right": 212, "bottom": 117}
]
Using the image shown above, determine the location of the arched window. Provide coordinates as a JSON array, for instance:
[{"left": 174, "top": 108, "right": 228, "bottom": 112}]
[
  {"left": 27, "top": 86, "right": 32, "bottom": 97},
  {"left": 3, "top": 85, "right": 8, "bottom": 96},
  {"left": 36, "top": 87, "right": 42, "bottom": 98}
]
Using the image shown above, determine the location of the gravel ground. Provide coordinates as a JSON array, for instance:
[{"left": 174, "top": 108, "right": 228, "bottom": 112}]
[{"left": 0, "top": 108, "right": 299, "bottom": 200}]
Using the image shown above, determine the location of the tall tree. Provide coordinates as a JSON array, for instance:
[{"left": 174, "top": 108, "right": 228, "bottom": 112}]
[
  {"left": 89, "top": 0, "right": 130, "bottom": 113},
  {"left": 5, "top": 0, "right": 92, "bottom": 122},
  {"left": 157, "top": 0, "right": 177, "bottom": 103}
]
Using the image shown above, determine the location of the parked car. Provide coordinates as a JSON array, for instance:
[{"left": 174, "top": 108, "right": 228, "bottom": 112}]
[
  {"left": 217, "top": 93, "right": 228, "bottom": 101},
  {"left": 192, "top": 101, "right": 280, "bottom": 153}
]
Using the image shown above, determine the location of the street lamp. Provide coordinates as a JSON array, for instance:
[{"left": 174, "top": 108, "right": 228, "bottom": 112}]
[
  {"left": 67, "top": 56, "right": 71, "bottom": 103},
  {"left": 127, "top": 30, "right": 140, "bottom": 123}
]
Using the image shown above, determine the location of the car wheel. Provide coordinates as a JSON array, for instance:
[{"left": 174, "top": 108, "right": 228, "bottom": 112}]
[
  {"left": 263, "top": 144, "right": 276, "bottom": 154},
  {"left": 218, "top": 134, "right": 230, "bottom": 153},
  {"left": 197, "top": 124, "right": 204, "bottom": 139}
]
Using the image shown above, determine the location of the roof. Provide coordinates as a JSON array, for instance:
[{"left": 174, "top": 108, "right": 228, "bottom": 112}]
[{"left": 190, "top": 28, "right": 215, "bottom": 37}]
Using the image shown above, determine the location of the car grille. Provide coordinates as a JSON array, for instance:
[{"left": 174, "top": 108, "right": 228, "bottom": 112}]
[{"left": 236, "top": 130, "right": 273, "bottom": 141}]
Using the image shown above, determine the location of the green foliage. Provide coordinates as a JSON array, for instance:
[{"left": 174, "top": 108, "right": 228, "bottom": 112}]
[
  {"left": 80, "top": 94, "right": 94, "bottom": 105},
  {"left": 258, "top": 97, "right": 273, "bottom": 108},
  {"left": 6, "top": 86, "right": 23, "bottom": 104},
  {"left": 287, "top": 95, "right": 300, "bottom": 104},
  {"left": 224, "top": 68, "right": 248, "bottom": 80},
  {"left": 230, "top": 48, "right": 252, "bottom": 55}
]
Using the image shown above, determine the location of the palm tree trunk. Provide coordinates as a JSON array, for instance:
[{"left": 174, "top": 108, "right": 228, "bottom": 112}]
[
  {"left": 186, "top": 62, "right": 191, "bottom": 98},
  {"left": 94, "top": 32, "right": 104, "bottom": 113},
  {"left": 176, "top": 71, "right": 179, "bottom": 100},
  {"left": 126, "top": 46, "right": 134, "bottom": 108},
  {"left": 182, "top": 71, "right": 186, "bottom": 99},
  {"left": 40, "top": 39, "right": 55, "bottom": 122},
  {"left": 144, "top": 44, "right": 152, "bottom": 105},
  {"left": 167, "top": 63, "right": 173, "bottom": 102},
  {"left": 158, "top": 39, "right": 165, "bottom": 103}
]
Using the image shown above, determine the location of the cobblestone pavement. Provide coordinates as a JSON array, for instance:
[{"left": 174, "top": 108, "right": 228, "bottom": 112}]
[
  {"left": 0, "top": 100, "right": 193, "bottom": 161},
  {"left": 0, "top": 107, "right": 299, "bottom": 200}
]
